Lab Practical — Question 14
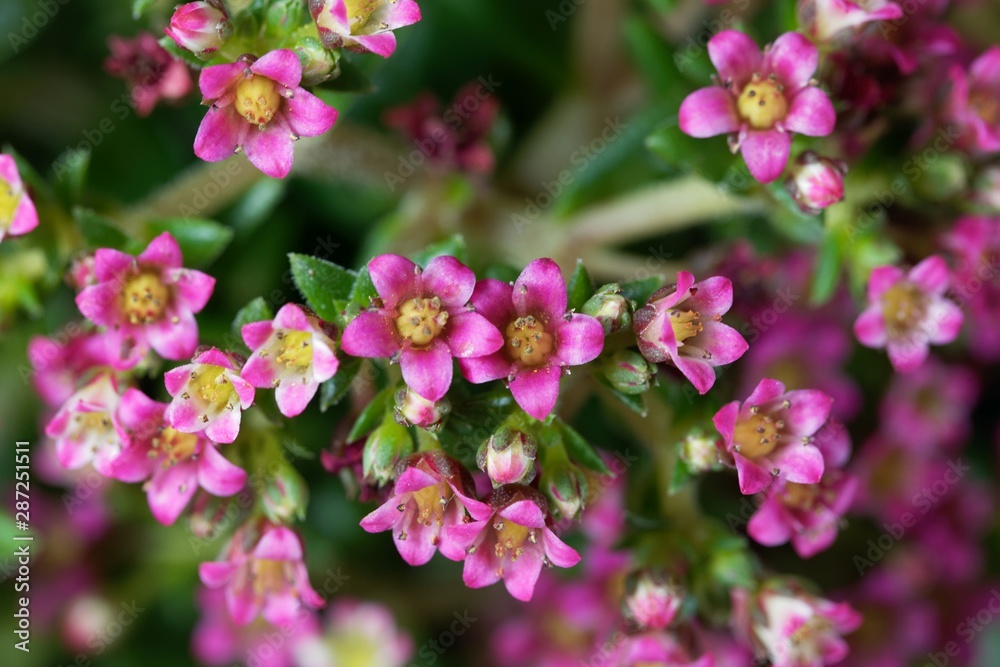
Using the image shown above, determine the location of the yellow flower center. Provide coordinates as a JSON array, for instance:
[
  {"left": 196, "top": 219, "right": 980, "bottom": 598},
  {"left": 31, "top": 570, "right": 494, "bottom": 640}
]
[
  {"left": 345, "top": 0, "right": 377, "bottom": 26},
  {"left": 733, "top": 409, "right": 784, "bottom": 459},
  {"left": 395, "top": 297, "right": 448, "bottom": 347},
  {"left": 150, "top": 427, "right": 200, "bottom": 467},
  {"left": 251, "top": 559, "right": 290, "bottom": 597},
  {"left": 881, "top": 281, "right": 928, "bottom": 338},
  {"left": 781, "top": 482, "right": 820, "bottom": 510},
  {"left": 669, "top": 308, "right": 703, "bottom": 344},
  {"left": 184, "top": 366, "right": 237, "bottom": 421},
  {"left": 492, "top": 519, "right": 536, "bottom": 562},
  {"left": 505, "top": 316, "right": 553, "bottom": 366},
  {"left": 737, "top": 77, "right": 789, "bottom": 130},
  {"left": 75, "top": 411, "right": 113, "bottom": 435},
  {"left": 274, "top": 330, "right": 314, "bottom": 370},
  {"left": 971, "top": 91, "right": 1000, "bottom": 126},
  {"left": 122, "top": 272, "right": 171, "bottom": 324},
  {"left": 236, "top": 76, "right": 282, "bottom": 128},
  {"left": 0, "top": 178, "right": 21, "bottom": 229},
  {"left": 401, "top": 484, "right": 449, "bottom": 532}
]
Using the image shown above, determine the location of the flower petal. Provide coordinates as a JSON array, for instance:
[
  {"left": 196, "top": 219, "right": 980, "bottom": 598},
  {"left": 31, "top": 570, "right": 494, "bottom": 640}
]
[
  {"left": 740, "top": 129, "right": 791, "bottom": 184},
  {"left": 908, "top": 255, "right": 950, "bottom": 294},
  {"left": 243, "top": 119, "right": 295, "bottom": 179},
  {"left": 542, "top": 529, "right": 581, "bottom": 568},
  {"left": 199, "top": 62, "right": 242, "bottom": 99},
  {"left": 442, "top": 311, "right": 503, "bottom": 358},
  {"left": 509, "top": 364, "right": 562, "bottom": 421},
  {"left": 138, "top": 232, "right": 183, "bottom": 269},
  {"left": 250, "top": 49, "right": 302, "bottom": 89},
  {"left": 241, "top": 320, "right": 275, "bottom": 352},
  {"left": 198, "top": 445, "right": 247, "bottom": 496},
  {"left": 673, "top": 355, "right": 718, "bottom": 394},
  {"left": 9, "top": 196, "right": 38, "bottom": 236},
  {"left": 735, "top": 454, "right": 774, "bottom": 495},
  {"left": 341, "top": 310, "right": 399, "bottom": 358},
  {"left": 771, "top": 444, "right": 824, "bottom": 485},
  {"left": 275, "top": 380, "right": 319, "bottom": 417},
  {"left": 785, "top": 86, "right": 836, "bottom": 136},
  {"left": 925, "top": 299, "right": 963, "bottom": 344},
  {"left": 369, "top": 254, "right": 419, "bottom": 308},
  {"left": 147, "top": 308, "right": 199, "bottom": 361},
  {"left": 194, "top": 106, "right": 244, "bottom": 162},
  {"left": 468, "top": 278, "right": 515, "bottom": 327},
  {"left": 421, "top": 255, "right": 478, "bottom": 307},
  {"left": 553, "top": 314, "right": 604, "bottom": 366},
  {"left": 146, "top": 462, "right": 199, "bottom": 525},
  {"left": 513, "top": 258, "right": 567, "bottom": 321},
  {"left": 764, "top": 31, "right": 818, "bottom": 90},
  {"left": 854, "top": 306, "right": 887, "bottom": 348},
  {"left": 782, "top": 389, "right": 834, "bottom": 438},
  {"left": 503, "top": 546, "right": 543, "bottom": 601},
  {"left": 167, "top": 268, "right": 216, "bottom": 312},
  {"left": 399, "top": 341, "right": 453, "bottom": 401},
  {"left": 205, "top": 408, "right": 241, "bottom": 444},
  {"left": 707, "top": 30, "right": 762, "bottom": 87},
  {"left": 867, "top": 265, "right": 904, "bottom": 300},
  {"left": 747, "top": 495, "right": 793, "bottom": 546},
  {"left": 458, "top": 353, "right": 512, "bottom": 384},
  {"left": 679, "top": 87, "right": 740, "bottom": 138},
  {"left": 286, "top": 89, "right": 338, "bottom": 138}
]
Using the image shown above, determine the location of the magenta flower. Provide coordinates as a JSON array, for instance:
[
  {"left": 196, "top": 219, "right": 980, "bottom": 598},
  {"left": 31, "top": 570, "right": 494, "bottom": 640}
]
[
  {"left": 199, "top": 522, "right": 325, "bottom": 626},
  {"left": 623, "top": 571, "right": 683, "bottom": 631},
  {"left": 457, "top": 259, "right": 605, "bottom": 420},
  {"left": 28, "top": 331, "right": 110, "bottom": 408},
  {"left": 164, "top": 348, "right": 255, "bottom": 444},
  {"left": 104, "top": 33, "right": 192, "bottom": 117},
  {"left": 44, "top": 373, "right": 125, "bottom": 475},
  {"left": 0, "top": 154, "right": 38, "bottom": 243},
  {"left": 784, "top": 151, "right": 847, "bottom": 215},
  {"left": 941, "top": 216, "right": 1000, "bottom": 360},
  {"left": 309, "top": 0, "right": 422, "bottom": 58},
  {"left": 109, "top": 389, "right": 246, "bottom": 525},
  {"left": 853, "top": 255, "right": 963, "bottom": 373},
  {"left": 945, "top": 47, "right": 1000, "bottom": 153},
  {"left": 747, "top": 471, "right": 858, "bottom": 558},
  {"left": 678, "top": 30, "right": 836, "bottom": 183},
  {"left": 164, "top": 1, "right": 231, "bottom": 56},
  {"left": 293, "top": 600, "right": 414, "bottom": 667},
  {"left": 240, "top": 304, "right": 339, "bottom": 418},
  {"left": 341, "top": 254, "right": 504, "bottom": 402},
  {"left": 445, "top": 485, "right": 581, "bottom": 602},
  {"left": 75, "top": 232, "right": 215, "bottom": 370},
  {"left": 634, "top": 270, "right": 748, "bottom": 395},
  {"left": 713, "top": 378, "right": 832, "bottom": 495},
  {"left": 359, "top": 452, "right": 481, "bottom": 566},
  {"left": 194, "top": 50, "right": 338, "bottom": 179},
  {"left": 797, "top": 0, "right": 904, "bottom": 43}
]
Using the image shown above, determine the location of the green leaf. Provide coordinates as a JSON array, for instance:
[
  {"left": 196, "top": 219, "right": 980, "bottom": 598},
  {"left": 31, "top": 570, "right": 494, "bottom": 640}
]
[
  {"left": 646, "top": 118, "right": 734, "bottom": 182},
  {"left": 75, "top": 208, "right": 130, "bottom": 251},
  {"left": 232, "top": 297, "right": 274, "bottom": 339},
  {"left": 409, "top": 235, "right": 468, "bottom": 267},
  {"left": 157, "top": 36, "right": 206, "bottom": 69},
  {"left": 619, "top": 276, "right": 663, "bottom": 305},
  {"left": 288, "top": 253, "right": 356, "bottom": 322},
  {"left": 52, "top": 148, "right": 89, "bottom": 207},
  {"left": 319, "top": 357, "right": 361, "bottom": 412},
  {"left": 668, "top": 455, "right": 693, "bottom": 495},
  {"left": 132, "top": 0, "right": 157, "bottom": 19},
  {"left": 350, "top": 266, "right": 378, "bottom": 306},
  {"left": 557, "top": 420, "right": 611, "bottom": 475},
  {"left": 622, "top": 13, "right": 688, "bottom": 102},
  {"left": 347, "top": 387, "right": 393, "bottom": 443},
  {"left": 145, "top": 218, "right": 234, "bottom": 268},
  {"left": 566, "top": 259, "right": 593, "bottom": 311},
  {"left": 810, "top": 230, "right": 843, "bottom": 306}
]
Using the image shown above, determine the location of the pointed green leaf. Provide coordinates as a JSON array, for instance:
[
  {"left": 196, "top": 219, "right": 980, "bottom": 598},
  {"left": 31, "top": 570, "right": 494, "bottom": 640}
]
[
  {"left": 347, "top": 387, "right": 393, "bottom": 443},
  {"left": 288, "top": 253, "right": 356, "bottom": 322},
  {"left": 566, "top": 259, "right": 593, "bottom": 311},
  {"left": 76, "top": 208, "right": 130, "bottom": 251},
  {"left": 557, "top": 420, "right": 611, "bottom": 475},
  {"left": 145, "top": 218, "right": 234, "bottom": 268},
  {"left": 319, "top": 357, "right": 361, "bottom": 411}
]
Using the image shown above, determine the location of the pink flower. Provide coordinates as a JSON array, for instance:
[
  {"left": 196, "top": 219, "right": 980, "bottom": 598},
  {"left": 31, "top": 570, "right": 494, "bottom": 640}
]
[
  {"left": 393, "top": 387, "right": 450, "bottom": 430},
  {"left": 445, "top": 485, "right": 581, "bottom": 601},
  {"left": 853, "top": 255, "right": 963, "bottom": 373},
  {"left": 713, "top": 378, "right": 832, "bottom": 495},
  {"left": 678, "top": 30, "right": 836, "bottom": 183},
  {"left": 458, "top": 259, "right": 605, "bottom": 420},
  {"left": 784, "top": 151, "right": 847, "bottom": 215},
  {"left": 747, "top": 470, "right": 858, "bottom": 558},
  {"left": 104, "top": 33, "right": 192, "bottom": 117},
  {"left": 75, "top": 232, "right": 216, "bottom": 370},
  {"left": 634, "top": 270, "right": 748, "bottom": 395},
  {"left": 0, "top": 154, "right": 38, "bottom": 243},
  {"left": 108, "top": 389, "right": 246, "bottom": 525},
  {"left": 164, "top": 348, "right": 255, "bottom": 444},
  {"left": 240, "top": 304, "right": 339, "bottom": 418},
  {"left": 44, "top": 373, "right": 125, "bottom": 475},
  {"left": 941, "top": 216, "right": 1000, "bottom": 360},
  {"left": 199, "top": 522, "right": 325, "bottom": 626},
  {"left": 293, "top": 600, "right": 414, "bottom": 667},
  {"left": 945, "top": 47, "right": 1000, "bottom": 153},
  {"left": 309, "top": 0, "right": 422, "bottom": 58},
  {"left": 610, "top": 633, "right": 713, "bottom": 667},
  {"left": 164, "top": 1, "right": 231, "bottom": 56},
  {"left": 194, "top": 50, "right": 338, "bottom": 179},
  {"left": 359, "top": 451, "right": 481, "bottom": 566},
  {"left": 341, "top": 254, "right": 504, "bottom": 402},
  {"left": 477, "top": 427, "right": 536, "bottom": 487},
  {"left": 797, "top": 0, "right": 904, "bottom": 43},
  {"left": 28, "top": 330, "right": 110, "bottom": 407},
  {"left": 623, "top": 571, "right": 683, "bottom": 631}
]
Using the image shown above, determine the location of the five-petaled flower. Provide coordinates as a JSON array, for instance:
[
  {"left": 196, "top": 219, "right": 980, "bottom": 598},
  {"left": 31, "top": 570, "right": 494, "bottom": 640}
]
[
  {"left": 853, "top": 255, "right": 963, "bottom": 373},
  {"left": 194, "top": 49, "right": 339, "bottom": 178},
  {"left": 75, "top": 232, "right": 216, "bottom": 370},
  {"left": 945, "top": 46, "right": 1000, "bottom": 154},
  {"left": 45, "top": 373, "right": 126, "bottom": 475},
  {"left": 164, "top": 348, "right": 255, "bottom": 443},
  {"left": 634, "top": 270, "right": 748, "bottom": 395},
  {"left": 458, "top": 258, "right": 605, "bottom": 420},
  {"left": 0, "top": 154, "right": 38, "bottom": 244},
  {"left": 104, "top": 32, "right": 192, "bottom": 117},
  {"left": 340, "top": 253, "right": 504, "bottom": 402},
  {"left": 309, "top": 0, "right": 422, "bottom": 58},
  {"left": 679, "top": 30, "right": 836, "bottom": 183},
  {"left": 240, "top": 303, "right": 339, "bottom": 417}
]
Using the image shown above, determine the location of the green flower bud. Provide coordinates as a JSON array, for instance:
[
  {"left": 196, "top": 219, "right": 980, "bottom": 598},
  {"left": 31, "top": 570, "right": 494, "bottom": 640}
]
[
  {"left": 582, "top": 283, "right": 632, "bottom": 335},
  {"left": 602, "top": 350, "right": 655, "bottom": 394}
]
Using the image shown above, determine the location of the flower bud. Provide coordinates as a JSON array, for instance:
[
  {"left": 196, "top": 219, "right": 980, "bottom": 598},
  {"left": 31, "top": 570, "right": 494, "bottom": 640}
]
[
  {"left": 261, "top": 461, "right": 309, "bottom": 523},
  {"left": 164, "top": 1, "right": 231, "bottom": 56},
  {"left": 784, "top": 151, "right": 847, "bottom": 215},
  {"left": 62, "top": 595, "right": 115, "bottom": 654},
  {"left": 542, "top": 458, "right": 587, "bottom": 521},
  {"left": 582, "top": 283, "right": 632, "bottom": 335},
  {"left": 362, "top": 416, "right": 413, "bottom": 486},
  {"left": 678, "top": 429, "right": 721, "bottom": 472},
  {"left": 623, "top": 570, "right": 683, "bottom": 630},
  {"left": 293, "top": 36, "right": 339, "bottom": 86},
  {"left": 394, "top": 386, "right": 450, "bottom": 431},
  {"left": 602, "top": 350, "right": 655, "bottom": 395},
  {"left": 476, "top": 426, "right": 537, "bottom": 486}
]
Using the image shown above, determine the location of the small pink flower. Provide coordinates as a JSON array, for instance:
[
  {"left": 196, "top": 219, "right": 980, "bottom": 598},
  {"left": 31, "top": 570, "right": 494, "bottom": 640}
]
[
  {"left": 164, "top": 1, "right": 231, "bottom": 56},
  {"left": 28, "top": 330, "right": 110, "bottom": 407},
  {"left": 293, "top": 600, "right": 414, "bottom": 667},
  {"left": 477, "top": 427, "right": 536, "bottom": 487},
  {"left": 104, "top": 33, "right": 192, "bottom": 117},
  {"left": 634, "top": 270, "right": 748, "bottom": 395},
  {"left": 944, "top": 47, "right": 1000, "bottom": 153},
  {"left": 0, "top": 154, "right": 38, "bottom": 243},
  {"left": 445, "top": 485, "right": 581, "bottom": 602},
  {"left": 610, "top": 633, "right": 712, "bottom": 667},
  {"left": 240, "top": 304, "right": 339, "bottom": 418},
  {"left": 164, "top": 348, "right": 255, "bottom": 444},
  {"left": 679, "top": 30, "right": 836, "bottom": 184},
  {"left": 713, "top": 378, "right": 832, "bottom": 495},
  {"left": 941, "top": 216, "right": 1000, "bottom": 360},
  {"left": 797, "top": 0, "right": 904, "bottom": 43},
  {"left": 75, "top": 232, "right": 216, "bottom": 370},
  {"left": 853, "top": 255, "right": 963, "bottom": 373},
  {"left": 784, "top": 151, "right": 847, "bottom": 215},
  {"left": 623, "top": 571, "right": 683, "bottom": 631},
  {"left": 199, "top": 522, "right": 325, "bottom": 626},
  {"left": 341, "top": 254, "right": 504, "bottom": 402},
  {"left": 44, "top": 373, "right": 125, "bottom": 475},
  {"left": 360, "top": 452, "right": 480, "bottom": 565},
  {"left": 194, "top": 50, "right": 338, "bottom": 179},
  {"left": 309, "top": 0, "right": 422, "bottom": 58},
  {"left": 393, "top": 386, "right": 450, "bottom": 430},
  {"left": 109, "top": 389, "right": 246, "bottom": 525},
  {"left": 458, "top": 258, "right": 605, "bottom": 420}
]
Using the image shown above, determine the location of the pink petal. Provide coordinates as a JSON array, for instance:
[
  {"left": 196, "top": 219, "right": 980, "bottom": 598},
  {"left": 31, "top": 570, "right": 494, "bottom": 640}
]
[
  {"left": 9, "top": 196, "right": 38, "bottom": 236},
  {"left": 887, "top": 338, "right": 929, "bottom": 373},
  {"left": 249, "top": 50, "right": 303, "bottom": 89},
  {"left": 867, "top": 265, "right": 904, "bottom": 300},
  {"left": 147, "top": 308, "right": 199, "bottom": 360},
  {"left": 138, "top": 232, "right": 182, "bottom": 269},
  {"left": 707, "top": 30, "right": 762, "bottom": 87},
  {"left": 392, "top": 521, "right": 438, "bottom": 566},
  {"left": 199, "top": 62, "right": 242, "bottom": 99},
  {"left": 462, "top": 539, "right": 502, "bottom": 589},
  {"left": 194, "top": 106, "right": 245, "bottom": 162},
  {"left": 498, "top": 500, "right": 547, "bottom": 528},
  {"left": 261, "top": 593, "right": 301, "bottom": 627},
  {"left": 673, "top": 355, "right": 717, "bottom": 394},
  {"left": 146, "top": 462, "right": 199, "bottom": 525},
  {"left": 678, "top": 87, "right": 740, "bottom": 138},
  {"left": 446, "top": 520, "right": 489, "bottom": 552},
  {"left": 199, "top": 561, "right": 236, "bottom": 588},
  {"left": 107, "top": 443, "right": 156, "bottom": 482},
  {"left": 422, "top": 255, "right": 477, "bottom": 307},
  {"left": 167, "top": 268, "right": 216, "bottom": 312},
  {"left": 286, "top": 90, "right": 338, "bottom": 138},
  {"left": 925, "top": 299, "right": 963, "bottom": 344},
  {"left": 341, "top": 310, "right": 399, "bottom": 357},
  {"left": 394, "top": 467, "right": 438, "bottom": 494},
  {"left": 468, "top": 278, "right": 514, "bottom": 327},
  {"left": 782, "top": 390, "right": 834, "bottom": 438},
  {"left": 360, "top": 499, "right": 404, "bottom": 533},
  {"left": 273, "top": 303, "right": 312, "bottom": 330},
  {"left": 442, "top": 311, "right": 504, "bottom": 358},
  {"left": 771, "top": 444, "right": 824, "bottom": 485},
  {"left": 509, "top": 364, "right": 562, "bottom": 421},
  {"left": 513, "top": 258, "right": 567, "bottom": 322},
  {"left": 369, "top": 254, "right": 419, "bottom": 308},
  {"left": 275, "top": 380, "right": 319, "bottom": 417},
  {"left": 243, "top": 119, "right": 295, "bottom": 179},
  {"left": 785, "top": 87, "right": 836, "bottom": 136},
  {"left": 241, "top": 320, "right": 275, "bottom": 352},
  {"left": 75, "top": 283, "right": 122, "bottom": 326},
  {"left": 542, "top": 529, "right": 581, "bottom": 568},
  {"left": 351, "top": 32, "right": 397, "bottom": 58},
  {"left": 553, "top": 315, "right": 604, "bottom": 366},
  {"left": 399, "top": 341, "right": 453, "bottom": 401},
  {"left": 458, "top": 353, "right": 512, "bottom": 384},
  {"left": 255, "top": 526, "right": 303, "bottom": 561},
  {"left": 735, "top": 454, "right": 774, "bottom": 495},
  {"left": 854, "top": 306, "right": 887, "bottom": 348},
  {"left": 764, "top": 31, "right": 818, "bottom": 90},
  {"left": 692, "top": 321, "right": 748, "bottom": 365},
  {"left": 793, "top": 524, "right": 838, "bottom": 559},
  {"left": 164, "top": 365, "right": 193, "bottom": 397},
  {"left": 744, "top": 378, "right": 786, "bottom": 406},
  {"left": 0, "top": 155, "right": 20, "bottom": 185},
  {"left": 747, "top": 495, "right": 792, "bottom": 546},
  {"left": 197, "top": 445, "right": 247, "bottom": 496},
  {"left": 117, "top": 387, "right": 165, "bottom": 432},
  {"left": 908, "top": 255, "right": 950, "bottom": 294},
  {"left": 712, "top": 401, "right": 740, "bottom": 443},
  {"left": 312, "top": 339, "right": 339, "bottom": 381},
  {"left": 740, "top": 129, "right": 791, "bottom": 184},
  {"left": 503, "top": 546, "right": 544, "bottom": 601},
  {"left": 686, "top": 276, "right": 733, "bottom": 315},
  {"left": 205, "top": 408, "right": 241, "bottom": 444},
  {"left": 194, "top": 347, "right": 235, "bottom": 368},
  {"left": 94, "top": 247, "right": 135, "bottom": 282}
]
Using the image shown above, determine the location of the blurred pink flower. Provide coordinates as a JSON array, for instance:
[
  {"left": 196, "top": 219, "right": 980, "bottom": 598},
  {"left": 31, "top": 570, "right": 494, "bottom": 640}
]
[
  {"left": 45, "top": 373, "right": 125, "bottom": 475},
  {"left": 104, "top": 32, "right": 192, "bottom": 116},
  {"left": 309, "top": 0, "right": 421, "bottom": 58},
  {"left": 0, "top": 154, "right": 38, "bottom": 243}
]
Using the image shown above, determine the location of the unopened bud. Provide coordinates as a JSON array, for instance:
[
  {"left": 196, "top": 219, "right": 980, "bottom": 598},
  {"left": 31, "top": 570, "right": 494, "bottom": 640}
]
[
  {"left": 542, "top": 459, "right": 587, "bottom": 521},
  {"left": 362, "top": 416, "right": 413, "bottom": 486},
  {"left": 582, "top": 283, "right": 632, "bottom": 335},
  {"left": 293, "top": 36, "right": 339, "bottom": 86},
  {"left": 476, "top": 426, "right": 537, "bottom": 486},
  {"left": 602, "top": 350, "right": 655, "bottom": 394},
  {"left": 784, "top": 151, "right": 847, "bottom": 215},
  {"left": 261, "top": 462, "right": 309, "bottom": 523},
  {"left": 678, "top": 430, "right": 721, "bottom": 472},
  {"left": 623, "top": 570, "right": 683, "bottom": 630},
  {"left": 164, "top": 1, "right": 231, "bottom": 56},
  {"left": 394, "top": 386, "right": 450, "bottom": 431}
]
